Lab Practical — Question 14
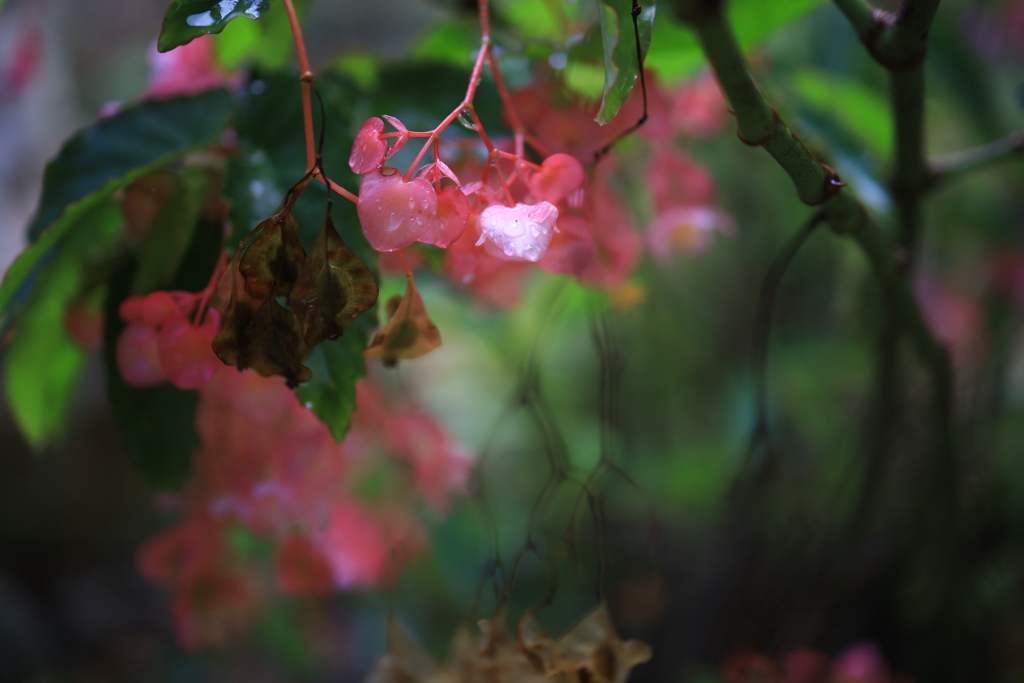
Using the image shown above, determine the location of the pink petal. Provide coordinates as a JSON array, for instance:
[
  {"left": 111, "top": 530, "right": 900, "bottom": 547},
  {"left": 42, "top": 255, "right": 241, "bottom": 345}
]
[
  {"left": 528, "top": 153, "right": 585, "bottom": 203},
  {"left": 117, "top": 323, "right": 167, "bottom": 387},
  {"left": 381, "top": 115, "right": 409, "bottom": 157},
  {"left": 419, "top": 185, "right": 469, "bottom": 248},
  {"left": 357, "top": 168, "right": 438, "bottom": 252},
  {"left": 349, "top": 117, "right": 387, "bottom": 174},
  {"left": 157, "top": 310, "right": 222, "bottom": 390},
  {"left": 538, "top": 213, "right": 595, "bottom": 275},
  {"left": 477, "top": 201, "right": 558, "bottom": 262}
]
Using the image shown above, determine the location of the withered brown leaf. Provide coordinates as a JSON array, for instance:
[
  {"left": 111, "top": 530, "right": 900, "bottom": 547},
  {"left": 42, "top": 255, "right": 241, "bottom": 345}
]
[
  {"left": 363, "top": 274, "right": 440, "bottom": 367},
  {"left": 239, "top": 211, "right": 306, "bottom": 300},
  {"left": 550, "top": 603, "right": 651, "bottom": 683},
  {"left": 212, "top": 248, "right": 311, "bottom": 387},
  {"left": 238, "top": 296, "right": 312, "bottom": 387},
  {"left": 289, "top": 212, "right": 379, "bottom": 347}
]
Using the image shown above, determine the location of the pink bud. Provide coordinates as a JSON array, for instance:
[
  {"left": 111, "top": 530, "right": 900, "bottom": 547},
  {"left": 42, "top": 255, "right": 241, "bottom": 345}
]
[
  {"left": 528, "top": 153, "right": 585, "bottom": 203},
  {"left": 157, "top": 310, "right": 222, "bottom": 390},
  {"left": 349, "top": 117, "right": 387, "bottom": 174},
  {"left": 139, "top": 291, "right": 183, "bottom": 326},
  {"left": 117, "top": 323, "right": 167, "bottom": 387},
  {"left": 357, "top": 168, "right": 438, "bottom": 252}
]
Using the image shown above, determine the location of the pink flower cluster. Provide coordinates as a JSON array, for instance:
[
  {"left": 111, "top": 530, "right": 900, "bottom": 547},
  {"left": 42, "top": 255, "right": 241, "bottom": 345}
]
[
  {"left": 116, "top": 290, "right": 222, "bottom": 389},
  {"left": 123, "top": 297, "right": 473, "bottom": 647},
  {"left": 723, "top": 642, "right": 913, "bottom": 683},
  {"left": 352, "top": 69, "right": 732, "bottom": 308},
  {"left": 351, "top": 116, "right": 583, "bottom": 263}
]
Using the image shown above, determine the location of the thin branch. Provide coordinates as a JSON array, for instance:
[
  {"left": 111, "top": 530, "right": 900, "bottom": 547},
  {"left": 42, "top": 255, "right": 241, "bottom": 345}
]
[
  {"left": 930, "top": 130, "right": 1024, "bottom": 184},
  {"left": 751, "top": 211, "right": 825, "bottom": 441},
  {"left": 280, "top": 0, "right": 316, "bottom": 172}
]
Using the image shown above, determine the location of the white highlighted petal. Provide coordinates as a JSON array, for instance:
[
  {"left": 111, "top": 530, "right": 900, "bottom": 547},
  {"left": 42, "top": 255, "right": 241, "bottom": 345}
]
[{"left": 478, "top": 202, "right": 558, "bottom": 262}]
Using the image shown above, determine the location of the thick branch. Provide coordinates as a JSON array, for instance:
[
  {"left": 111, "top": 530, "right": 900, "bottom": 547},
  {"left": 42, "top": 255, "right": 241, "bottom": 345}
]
[
  {"left": 831, "top": 0, "right": 879, "bottom": 37},
  {"left": 832, "top": 0, "right": 940, "bottom": 69},
  {"left": 877, "top": 0, "right": 942, "bottom": 67},
  {"left": 930, "top": 130, "right": 1024, "bottom": 184},
  {"left": 890, "top": 67, "right": 929, "bottom": 254},
  {"left": 694, "top": 19, "right": 841, "bottom": 206},
  {"left": 680, "top": 6, "right": 954, "bottom": 462}
]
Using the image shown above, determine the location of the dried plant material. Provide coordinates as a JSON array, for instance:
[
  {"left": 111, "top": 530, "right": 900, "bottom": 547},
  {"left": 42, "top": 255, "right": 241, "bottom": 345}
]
[
  {"left": 238, "top": 297, "right": 311, "bottom": 387},
  {"left": 517, "top": 613, "right": 560, "bottom": 677},
  {"left": 365, "top": 617, "right": 441, "bottom": 683},
  {"left": 289, "top": 213, "right": 379, "bottom": 347},
  {"left": 449, "top": 613, "right": 550, "bottom": 683},
  {"left": 239, "top": 212, "right": 306, "bottom": 299},
  {"left": 551, "top": 604, "right": 652, "bottom": 683},
  {"left": 213, "top": 250, "right": 311, "bottom": 387},
  {"left": 364, "top": 274, "right": 441, "bottom": 366}
]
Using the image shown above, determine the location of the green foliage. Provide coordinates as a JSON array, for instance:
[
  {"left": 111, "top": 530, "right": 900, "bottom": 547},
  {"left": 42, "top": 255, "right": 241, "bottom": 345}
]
[
  {"left": 411, "top": 19, "right": 479, "bottom": 68},
  {"left": 790, "top": 68, "right": 892, "bottom": 158},
  {"left": 158, "top": 0, "right": 273, "bottom": 53},
  {"left": 131, "top": 168, "right": 210, "bottom": 294},
  {"left": 28, "top": 90, "right": 232, "bottom": 243},
  {"left": 645, "top": 0, "right": 824, "bottom": 81},
  {"left": 596, "top": 0, "right": 656, "bottom": 125},
  {"left": 3, "top": 202, "right": 120, "bottom": 449},
  {"left": 211, "top": 0, "right": 311, "bottom": 70},
  {"left": 294, "top": 311, "right": 375, "bottom": 442}
]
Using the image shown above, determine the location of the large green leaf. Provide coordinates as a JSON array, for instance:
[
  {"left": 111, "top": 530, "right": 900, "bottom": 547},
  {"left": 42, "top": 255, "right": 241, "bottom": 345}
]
[
  {"left": 1, "top": 91, "right": 232, "bottom": 331},
  {"left": 28, "top": 90, "right": 232, "bottom": 242},
  {"left": 3, "top": 201, "right": 121, "bottom": 449},
  {"left": 595, "top": 0, "right": 656, "bottom": 125},
  {"left": 158, "top": 0, "right": 273, "bottom": 53},
  {"left": 131, "top": 168, "right": 209, "bottom": 294},
  {"left": 645, "top": 0, "right": 824, "bottom": 83}
]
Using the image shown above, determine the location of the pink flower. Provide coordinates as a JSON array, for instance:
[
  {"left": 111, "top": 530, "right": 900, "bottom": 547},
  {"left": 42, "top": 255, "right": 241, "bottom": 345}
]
[
  {"left": 647, "top": 206, "right": 735, "bottom": 263},
  {"left": 671, "top": 72, "right": 728, "bottom": 138},
  {"left": 832, "top": 642, "right": 890, "bottom": 683},
  {"left": 144, "top": 35, "right": 233, "bottom": 100}
]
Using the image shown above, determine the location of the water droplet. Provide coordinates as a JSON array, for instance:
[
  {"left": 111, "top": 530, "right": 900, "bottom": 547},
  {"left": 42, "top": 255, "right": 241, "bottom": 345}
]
[{"left": 457, "top": 109, "right": 477, "bottom": 131}]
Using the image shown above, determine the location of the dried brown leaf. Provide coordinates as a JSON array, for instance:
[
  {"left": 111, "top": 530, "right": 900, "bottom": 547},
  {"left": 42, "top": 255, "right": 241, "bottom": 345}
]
[
  {"left": 289, "top": 213, "right": 378, "bottom": 347},
  {"left": 363, "top": 274, "right": 441, "bottom": 366},
  {"left": 239, "top": 212, "right": 306, "bottom": 299}
]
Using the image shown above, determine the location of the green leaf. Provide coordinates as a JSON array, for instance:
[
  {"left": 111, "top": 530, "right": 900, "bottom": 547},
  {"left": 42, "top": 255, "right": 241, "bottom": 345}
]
[
  {"left": 28, "top": 90, "right": 232, "bottom": 243},
  {"left": 211, "top": 0, "right": 310, "bottom": 69},
  {"left": 595, "top": 0, "right": 656, "bottom": 125},
  {"left": 2, "top": 91, "right": 232, "bottom": 332},
  {"left": 3, "top": 201, "right": 121, "bottom": 449},
  {"left": 294, "top": 309, "right": 374, "bottom": 442},
  {"left": 158, "top": 0, "right": 273, "bottom": 53},
  {"left": 645, "top": 0, "right": 824, "bottom": 83},
  {"left": 790, "top": 68, "right": 892, "bottom": 158},
  {"left": 131, "top": 167, "right": 209, "bottom": 294},
  {"left": 411, "top": 19, "right": 479, "bottom": 68}
]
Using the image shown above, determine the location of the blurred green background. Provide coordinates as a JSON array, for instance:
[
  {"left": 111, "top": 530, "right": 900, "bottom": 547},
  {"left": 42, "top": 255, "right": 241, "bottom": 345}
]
[{"left": 1, "top": 0, "right": 1024, "bottom": 681}]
